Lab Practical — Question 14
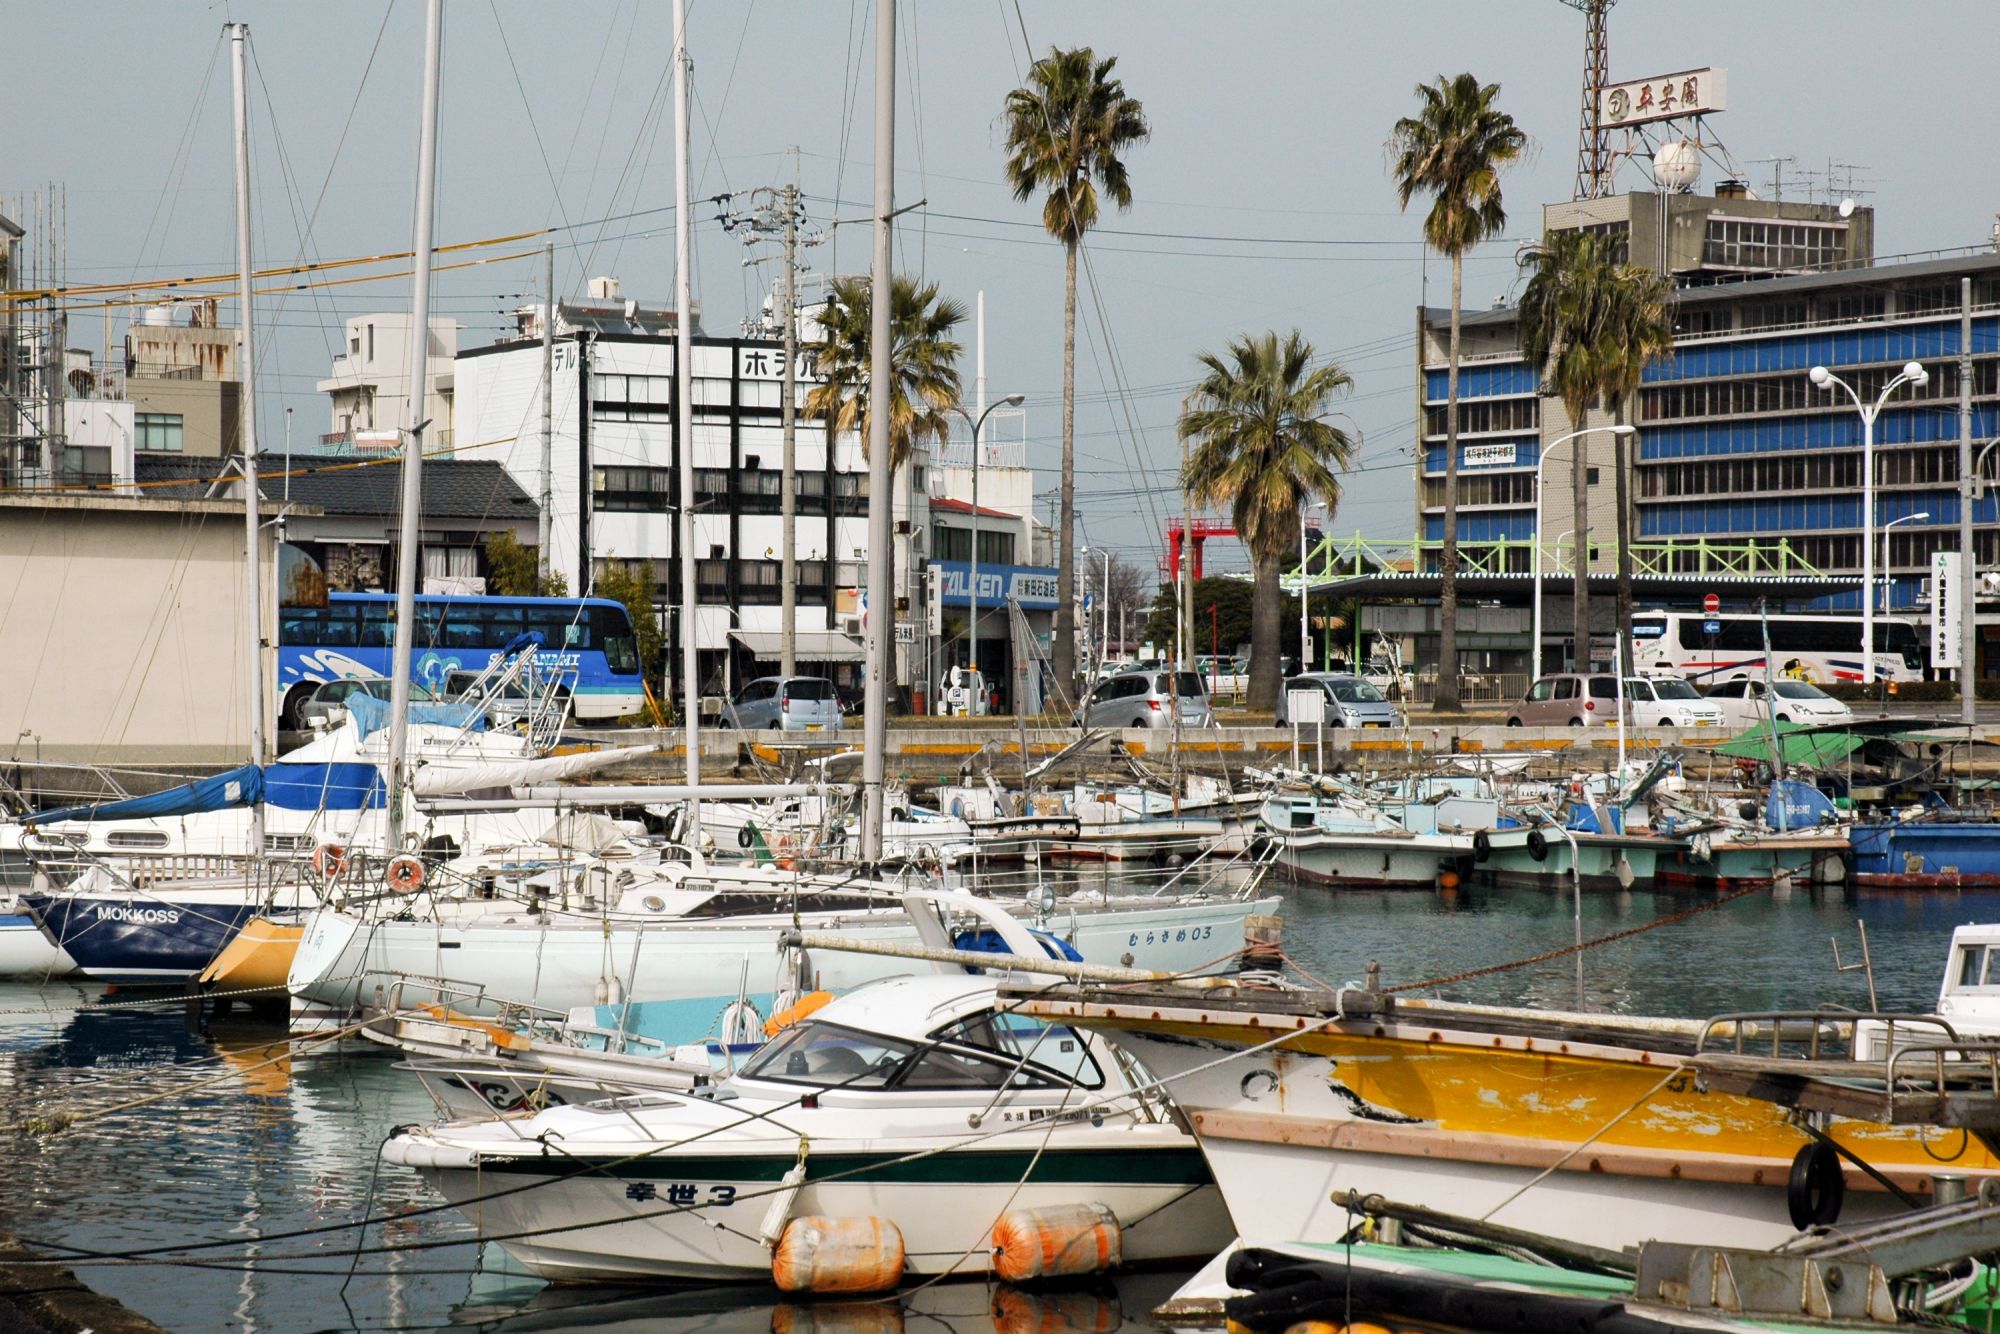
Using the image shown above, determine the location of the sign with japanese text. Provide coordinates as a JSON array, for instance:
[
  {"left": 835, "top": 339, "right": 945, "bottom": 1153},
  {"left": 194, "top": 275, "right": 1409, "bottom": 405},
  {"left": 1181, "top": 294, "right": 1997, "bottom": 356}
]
[
  {"left": 1601, "top": 68, "right": 1727, "bottom": 128},
  {"left": 1933, "top": 550, "right": 1962, "bottom": 670},
  {"left": 1463, "top": 443, "right": 1518, "bottom": 468}
]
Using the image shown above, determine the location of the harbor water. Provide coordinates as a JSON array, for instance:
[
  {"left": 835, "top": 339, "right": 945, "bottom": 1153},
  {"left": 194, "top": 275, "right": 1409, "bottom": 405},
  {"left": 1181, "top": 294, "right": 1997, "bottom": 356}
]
[{"left": 0, "top": 878, "right": 1979, "bottom": 1333}]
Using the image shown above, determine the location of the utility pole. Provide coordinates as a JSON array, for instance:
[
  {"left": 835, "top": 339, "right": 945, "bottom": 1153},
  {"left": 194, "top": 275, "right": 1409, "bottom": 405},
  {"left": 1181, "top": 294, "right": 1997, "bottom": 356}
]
[
  {"left": 722, "top": 181, "right": 819, "bottom": 676},
  {"left": 1961, "top": 276, "right": 1978, "bottom": 726},
  {"left": 539, "top": 239, "right": 554, "bottom": 587},
  {"left": 672, "top": 0, "right": 700, "bottom": 836}
]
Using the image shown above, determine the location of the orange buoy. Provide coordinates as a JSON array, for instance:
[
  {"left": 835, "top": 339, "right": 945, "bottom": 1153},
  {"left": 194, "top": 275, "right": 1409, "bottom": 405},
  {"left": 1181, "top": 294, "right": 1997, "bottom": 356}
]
[
  {"left": 385, "top": 855, "right": 426, "bottom": 894},
  {"left": 772, "top": 1216, "right": 905, "bottom": 1295},
  {"left": 989, "top": 1203, "right": 1121, "bottom": 1283},
  {"left": 770, "top": 1300, "right": 905, "bottom": 1334},
  {"left": 763, "top": 990, "right": 835, "bottom": 1037},
  {"left": 312, "top": 843, "right": 349, "bottom": 880}
]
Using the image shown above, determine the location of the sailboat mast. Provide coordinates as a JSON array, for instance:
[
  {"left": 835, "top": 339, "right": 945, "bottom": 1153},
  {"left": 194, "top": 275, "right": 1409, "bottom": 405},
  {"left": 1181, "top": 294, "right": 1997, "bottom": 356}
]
[
  {"left": 386, "top": 0, "right": 444, "bottom": 848},
  {"left": 859, "top": 0, "right": 896, "bottom": 865},
  {"left": 228, "top": 23, "right": 267, "bottom": 855},
  {"left": 672, "top": 0, "right": 701, "bottom": 835}
]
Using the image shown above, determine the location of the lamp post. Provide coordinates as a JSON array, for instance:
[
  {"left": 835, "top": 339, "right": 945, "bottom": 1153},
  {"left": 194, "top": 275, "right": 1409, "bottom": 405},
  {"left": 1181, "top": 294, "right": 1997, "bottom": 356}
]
[
  {"left": 950, "top": 393, "right": 1024, "bottom": 711},
  {"left": 1808, "top": 361, "right": 1930, "bottom": 685},
  {"left": 1532, "top": 425, "right": 1636, "bottom": 678},
  {"left": 1299, "top": 498, "right": 1326, "bottom": 674},
  {"left": 1879, "top": 512, "right": 1930, "bottom": 619}
]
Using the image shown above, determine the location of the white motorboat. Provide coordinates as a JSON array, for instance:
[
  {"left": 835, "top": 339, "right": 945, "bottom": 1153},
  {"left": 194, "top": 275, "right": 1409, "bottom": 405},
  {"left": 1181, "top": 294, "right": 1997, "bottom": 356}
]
[{"left": 382, "top": 969, "right": 1232, "bottom": 1282}]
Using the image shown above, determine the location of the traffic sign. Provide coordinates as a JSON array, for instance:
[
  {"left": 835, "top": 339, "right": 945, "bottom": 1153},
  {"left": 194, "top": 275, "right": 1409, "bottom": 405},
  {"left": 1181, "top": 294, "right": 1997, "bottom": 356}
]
[
  {"left": 1702, "top": 592, "right": 1720, "bottom": 615},
  {"left": 1703, "top": 619, "right": 1721, "bottom": 637}
]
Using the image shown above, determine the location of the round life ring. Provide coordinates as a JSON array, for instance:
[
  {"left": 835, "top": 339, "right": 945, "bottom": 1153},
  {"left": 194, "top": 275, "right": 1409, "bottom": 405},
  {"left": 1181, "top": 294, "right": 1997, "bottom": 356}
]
[
  {"left": 1472, "top": 830, "right": 1492, "bottom": 864},
  {"left": 313, "top": 843, "right": 349, "bottom": 880},
  {"left": 386, "top": 855, "right": 426, "bottom": 894},
  {"left": 1787, "top": 1140, "right": 1844, "bottom": 1229},
  {"left": 1526, "top": 830, "right": 1550, "bottom": 863}
]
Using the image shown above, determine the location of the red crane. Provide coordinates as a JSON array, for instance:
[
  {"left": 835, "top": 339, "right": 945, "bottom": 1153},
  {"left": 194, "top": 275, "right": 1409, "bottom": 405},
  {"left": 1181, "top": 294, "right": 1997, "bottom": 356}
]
[{"left": 1164, "top": 515, "right": 1237, "bottom": 582}]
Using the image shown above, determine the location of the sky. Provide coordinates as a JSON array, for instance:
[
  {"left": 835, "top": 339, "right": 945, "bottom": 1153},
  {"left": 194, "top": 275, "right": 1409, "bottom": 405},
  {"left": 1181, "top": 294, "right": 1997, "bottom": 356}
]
[{"left": 7, "top": 0, "right": 1999, "bottom": 585}]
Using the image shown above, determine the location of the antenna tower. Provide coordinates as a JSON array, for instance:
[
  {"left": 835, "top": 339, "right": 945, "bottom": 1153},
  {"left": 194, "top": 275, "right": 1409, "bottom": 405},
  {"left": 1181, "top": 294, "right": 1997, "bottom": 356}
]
[{"left": 1562, "top": 0, "right": 1616, "bottom": 200}]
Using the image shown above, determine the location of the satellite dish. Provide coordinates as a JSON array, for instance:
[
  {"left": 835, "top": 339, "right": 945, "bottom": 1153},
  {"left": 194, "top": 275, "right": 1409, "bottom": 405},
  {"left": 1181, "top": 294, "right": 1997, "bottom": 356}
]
[
  {"left": 1651, "top": 140, "right": 1701, "bottom": 192},
  {"left": 1838, "top": 198, "right": 1857, "bottom": 218}
]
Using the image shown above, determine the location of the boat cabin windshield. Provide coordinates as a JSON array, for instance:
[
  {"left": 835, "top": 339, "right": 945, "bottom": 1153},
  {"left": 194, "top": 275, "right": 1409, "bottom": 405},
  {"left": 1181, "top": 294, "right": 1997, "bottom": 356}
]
[{"left": 737, "top": 1015, "right": 1103, "bottom": 1091}]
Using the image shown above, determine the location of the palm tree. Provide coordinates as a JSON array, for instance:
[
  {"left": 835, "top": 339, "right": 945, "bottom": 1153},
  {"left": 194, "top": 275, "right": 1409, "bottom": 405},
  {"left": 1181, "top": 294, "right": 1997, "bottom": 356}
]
[
  {"left": 803, "top": 273, "right": 966, "bottom": 474},
  {"left": 1002, "top": 46, "right": 1149, "bottom": 697},
  {"left": 1180, "top": 330, "right": 1357, "bottom": 712},
  {"left": 1518, "top": 230, "right": 1674, "bottom": 665},
  {"left": 1388, "top": 72, "right": 1525, "bottom": 713}
]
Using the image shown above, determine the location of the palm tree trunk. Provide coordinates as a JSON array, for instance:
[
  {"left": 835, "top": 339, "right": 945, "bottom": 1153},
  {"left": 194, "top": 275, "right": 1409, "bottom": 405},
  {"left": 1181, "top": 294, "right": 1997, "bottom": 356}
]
[
  {"left": 1572, "top": 400, "right": 1593, "bottom": 672},
  {"left": 1435, "top": 251, "right": 1463, "bottom": 713},
  {"left": 1614, "top": 401, "right": 1633, "bottom": 672},
  {"left": 1053, "top": 239, "right": 1078, "bottom": 703},
  {"left": 1249, "top": 550, "right": 1282, "bottom": 712}
]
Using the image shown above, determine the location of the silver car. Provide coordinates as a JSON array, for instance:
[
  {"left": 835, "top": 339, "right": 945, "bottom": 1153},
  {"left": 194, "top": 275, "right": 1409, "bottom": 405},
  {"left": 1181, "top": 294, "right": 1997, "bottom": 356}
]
[
  {"left": 721, "top": 676, "right": 843, "bottom": 731},
  {"left": 1077, "top": 671, "right": 1214, "bottom": 729},
  {"left": 1275, "top": 673, "right": 1404, "bottom": 727}
]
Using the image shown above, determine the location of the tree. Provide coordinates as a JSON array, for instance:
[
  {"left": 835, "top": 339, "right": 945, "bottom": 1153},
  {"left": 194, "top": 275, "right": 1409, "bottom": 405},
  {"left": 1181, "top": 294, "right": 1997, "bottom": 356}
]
[
  {"left": 1003, "top": 46, "right": 1149, "bottom": 700},
  {"left": 1388, "top": 72, "right": 1526, "bottom": 712},
  {"left": 593, "top": 560, "right": 664, "bottom": 704},
  {"left": 1179, "top": 330, "right": 1357, "bottom": 712},
  {"left": 803, "top": 273, "right": 966, "bottom": 474},
  {"left": 1518, "top": 230, "right": 1673, "bottom": 665},
  {"left": 482, "top": 532, "right": 568, "bottom": 597},
  {"left": 1141, "top": 576, "right": 1297, "bottom": 662}
]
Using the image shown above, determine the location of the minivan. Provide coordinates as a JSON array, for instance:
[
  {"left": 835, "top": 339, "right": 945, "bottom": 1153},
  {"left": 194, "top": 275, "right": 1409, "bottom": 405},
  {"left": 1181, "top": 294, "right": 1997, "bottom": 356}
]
[
  {"left": 721, "top": 676, "right": 843, "bottom": 731},
  {"left": 1507, "top": 673, "right": 1624, "bottom": 727},
  {"left": 1076, "top": 671, "right": 1214, "bottom": 729}
]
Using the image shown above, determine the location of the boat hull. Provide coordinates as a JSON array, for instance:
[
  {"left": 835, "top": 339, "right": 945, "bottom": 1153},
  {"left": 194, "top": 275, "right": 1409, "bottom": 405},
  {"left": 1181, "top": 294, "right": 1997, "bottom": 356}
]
[
  {"left": 27, "top": 892, "right": 304, "bottom": 985},
  {"left": 1480, "top": 836, "right": 1664, "bottom": 893},
  {"left": 0, "top": 912, "right": 79, "bottom": 978},
  {"left": 388, "top": 1131, "right": 1229, "bottom": 1282},
  {"left": 1851, "top": 821, "right": 2000, "bottom": 889},
  {"left": 1269, "top": 835, "right": 1455, "bottom": 890}
]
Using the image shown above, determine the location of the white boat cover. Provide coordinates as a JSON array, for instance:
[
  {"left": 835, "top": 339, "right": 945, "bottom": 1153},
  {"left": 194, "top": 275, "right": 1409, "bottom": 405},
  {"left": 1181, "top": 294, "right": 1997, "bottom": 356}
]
[{"left": 410, "top": 744, "right": 658, "bottom": 796}]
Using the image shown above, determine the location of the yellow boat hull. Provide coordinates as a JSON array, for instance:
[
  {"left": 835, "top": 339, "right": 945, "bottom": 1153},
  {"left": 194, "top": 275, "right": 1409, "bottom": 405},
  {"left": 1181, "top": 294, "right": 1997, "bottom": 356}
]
[{"left": 198, "top": 917, "right": 305, "bottom": 999}]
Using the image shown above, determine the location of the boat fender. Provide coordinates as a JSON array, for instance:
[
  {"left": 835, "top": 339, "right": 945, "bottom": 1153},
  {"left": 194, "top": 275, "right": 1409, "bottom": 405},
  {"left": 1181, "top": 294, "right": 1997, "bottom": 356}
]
[
  {"left": 1471, "top": 830, "right": 1492, "bottom": 864},
  {"left": 386, "top": 855, "right": 426, "bottom": 894},
  {"left": 1526, "top": 830, "right": 1549, "bottom": 863},
  {"left": 1787, "top": 1140, "right": 1844, "bottom": 1229},
  {"left": 990, "top": 1202, "right": 1122, "bottom": 1283},
  {"left": 313, "top": 843, "right": 349, "bottom": 880},
  {"left": 739, "top": 824, "right": 757, "bottom": 850},
  {"left": 950, "top": 797, "right": 966, "bottom": 819},
  {"left": 772, "top": 1216, "right": 905, "bottom": 1294}
]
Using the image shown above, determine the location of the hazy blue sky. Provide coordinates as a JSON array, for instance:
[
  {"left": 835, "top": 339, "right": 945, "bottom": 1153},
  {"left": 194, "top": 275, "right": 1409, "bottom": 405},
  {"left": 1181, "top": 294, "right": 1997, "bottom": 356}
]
[{"left": 7, "top": 1, "right": 1997, "bottom": 579}]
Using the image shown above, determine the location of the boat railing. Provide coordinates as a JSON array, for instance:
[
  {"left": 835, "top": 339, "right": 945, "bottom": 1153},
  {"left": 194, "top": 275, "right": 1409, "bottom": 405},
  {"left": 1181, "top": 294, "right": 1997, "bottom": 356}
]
[
  {"left": 1694, "top": 1008, "right": 1961, "bottom": 1061},
  {"left": 24, "top": 846, "right": 314, "bottom": 897}
]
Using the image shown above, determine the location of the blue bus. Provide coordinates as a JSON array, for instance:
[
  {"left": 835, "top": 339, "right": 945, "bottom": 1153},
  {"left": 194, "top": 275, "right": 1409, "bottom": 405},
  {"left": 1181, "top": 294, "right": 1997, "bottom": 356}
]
[{"left": 275, "top": 592, "right": 644, "bottom": 726}]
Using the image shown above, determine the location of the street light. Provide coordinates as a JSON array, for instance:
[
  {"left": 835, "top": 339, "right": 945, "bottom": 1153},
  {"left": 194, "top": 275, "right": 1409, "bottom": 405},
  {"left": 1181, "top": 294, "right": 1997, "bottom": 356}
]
[
  {"left": 948, "top": 393, "right": 1025, "bottom": 708},
  {"left": 1808, "top": 360, "right": 1929, "bottom": 684},
  {"left": 1879, "top": 511, "right": 1930, "bottom": 617},
  {"left": 1532, "top": 424, "right": 1637, "bottom": 678},
  {"left": 1299, "top": 498, "right": 1327, "bottom": 673}
]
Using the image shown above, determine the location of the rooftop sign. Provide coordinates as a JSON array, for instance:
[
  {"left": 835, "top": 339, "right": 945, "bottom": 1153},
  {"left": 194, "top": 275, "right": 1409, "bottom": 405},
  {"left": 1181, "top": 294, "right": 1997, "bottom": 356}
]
[{"left": 1601, "top": 67, "right": 1727, "bottom": 128}]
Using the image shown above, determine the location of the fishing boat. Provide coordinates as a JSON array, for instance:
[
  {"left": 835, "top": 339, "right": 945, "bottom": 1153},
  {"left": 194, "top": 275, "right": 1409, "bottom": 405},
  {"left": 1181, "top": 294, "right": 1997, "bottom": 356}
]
[
  {"left": 1017, "top": 978, "right": 2000, "bottom": 1258},
  {"left": 1258, "top": 770, "right": 1530, "bottom": 891},
  {"left": 383, "top": 965, "right": 1233, "bottom": 1282}
]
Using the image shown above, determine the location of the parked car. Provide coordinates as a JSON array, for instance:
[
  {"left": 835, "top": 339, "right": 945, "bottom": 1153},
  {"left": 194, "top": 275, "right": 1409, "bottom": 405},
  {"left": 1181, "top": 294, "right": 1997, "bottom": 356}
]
[
  {"left": 1624, "top": 675, "right": 1726, "bottom": 729},
  {"left": 720, "top": 676, "right": 843, "bottom": 731},
  {"left": 1076, "top": 670, "right": 1214, "bottom": 729},
  {"left": 1703, "top": 677, "right": 1855, "bottom": 728},
  {"left": 1275, "top": 673, "right": 1404, "bottom": 728},
  {"left": 1506, "top": 673, "right": 1623, "bottom": 727},
  {"left": 295, "top": 676, "right": 440, "bottom": 729}
]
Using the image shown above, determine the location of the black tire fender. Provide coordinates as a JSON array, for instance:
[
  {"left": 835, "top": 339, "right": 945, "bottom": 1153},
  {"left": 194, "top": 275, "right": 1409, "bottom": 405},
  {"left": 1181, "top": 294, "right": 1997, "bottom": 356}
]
[
  {"left": 737, "top": 824, "right": 755, "bottom": 850},
  {"left": 1472, "top": 830, "right": 1492, "bottom": 864},
  {"left": 1526, "top": 829, "right": 1549, "bottom": 863},
  {"left": 1787, "top": 1140, "right": 1844, "bottom": 1230}
]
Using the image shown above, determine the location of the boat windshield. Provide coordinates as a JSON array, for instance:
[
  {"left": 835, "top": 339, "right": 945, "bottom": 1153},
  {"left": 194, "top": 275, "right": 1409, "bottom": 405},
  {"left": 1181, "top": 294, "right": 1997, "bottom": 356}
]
[
  {"left": 931, "top": 1011, "right": 1105, "bottom": 1088},
  {"left": 736, "top": 1022, "right": 914, "bottom": 1088}
]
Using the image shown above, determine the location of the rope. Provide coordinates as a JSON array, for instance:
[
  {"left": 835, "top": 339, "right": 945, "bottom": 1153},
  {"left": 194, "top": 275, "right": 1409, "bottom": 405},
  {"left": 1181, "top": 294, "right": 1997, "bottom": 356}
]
[
  {"left": 1475, "top": 1064, "right": 1689, "bottom": 1223},
  {"left": 1383, "top": 879, "right": 1771, "bottom": 994}
]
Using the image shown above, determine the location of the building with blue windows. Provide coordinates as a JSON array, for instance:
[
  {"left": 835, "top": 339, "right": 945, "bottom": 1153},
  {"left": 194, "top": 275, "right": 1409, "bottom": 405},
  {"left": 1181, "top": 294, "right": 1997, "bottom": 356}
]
[{"left": 1417, "top": 184, "right": 1999, "bottom": 672}]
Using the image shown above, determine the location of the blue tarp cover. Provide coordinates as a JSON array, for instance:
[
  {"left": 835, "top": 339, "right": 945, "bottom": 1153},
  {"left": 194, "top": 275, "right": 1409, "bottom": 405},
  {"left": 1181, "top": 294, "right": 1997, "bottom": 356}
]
[
  {"left": 264, "top": 762, "right": 387, "bottom": 811},
  {"left": 345, "top": 693, "right": 484, "bottom": 740},
  {"left": 28, "top": 762, "right": 266, "bottom": 826}
]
